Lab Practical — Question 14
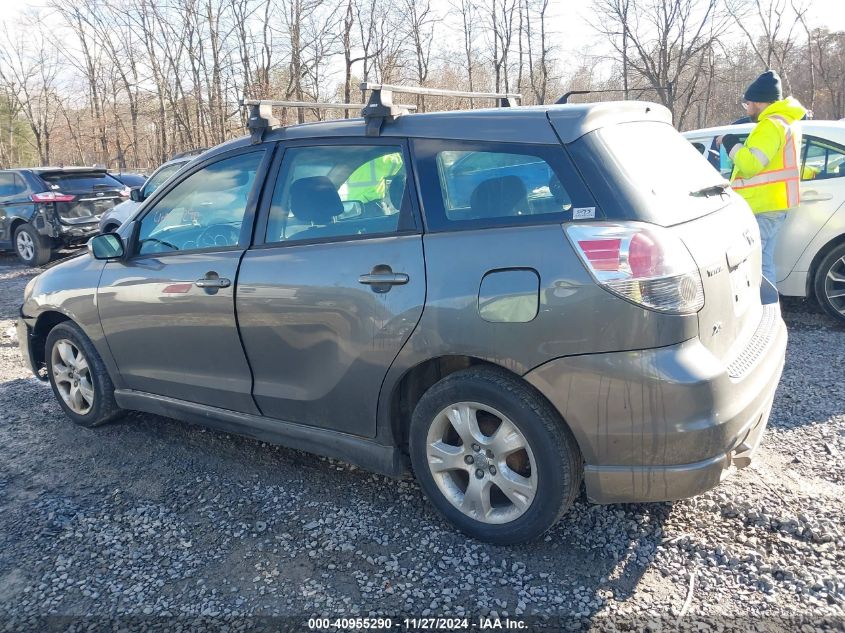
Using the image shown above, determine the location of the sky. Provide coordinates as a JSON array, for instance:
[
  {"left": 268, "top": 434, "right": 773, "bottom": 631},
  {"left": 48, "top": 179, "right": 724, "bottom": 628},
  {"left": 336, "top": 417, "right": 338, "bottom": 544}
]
[
  {"left": 553, "top": 0, "right": 845, "bottom": 67},
  {"left": 3, "top": 0, "right": 844, "bottom": 82}
]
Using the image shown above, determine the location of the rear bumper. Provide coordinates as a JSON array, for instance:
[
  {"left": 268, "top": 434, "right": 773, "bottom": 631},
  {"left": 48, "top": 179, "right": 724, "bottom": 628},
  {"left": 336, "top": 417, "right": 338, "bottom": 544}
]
[
  {"left": 57, "top": 221, "right": 100, "bottom": 242},
  {"left": 32, "top": 206, "right": 100, "bottom": 243},
  {"left": 525, "top": 285, "right": 787, "bottom": 504}
]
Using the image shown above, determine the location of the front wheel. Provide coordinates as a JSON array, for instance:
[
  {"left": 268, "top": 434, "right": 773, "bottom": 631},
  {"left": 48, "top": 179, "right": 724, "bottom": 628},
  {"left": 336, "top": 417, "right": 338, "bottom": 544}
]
[
  {"left": 45, "top": 321, "right": 123, "bottom": 427},
  {"left": 814, "top": 242, "right": 845, "bottom": 325},
  {"left": 14, "top": 223, "right": 51, "bottom": 266},
  {"left": 409, "top": 366, "right": 582, "bottom": 544}
]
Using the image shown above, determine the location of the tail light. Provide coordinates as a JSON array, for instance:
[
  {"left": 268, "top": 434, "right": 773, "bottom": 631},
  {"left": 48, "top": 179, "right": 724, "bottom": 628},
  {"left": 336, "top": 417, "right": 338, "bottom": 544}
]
[
  {"left": 119, "top": 187, "right": 131, "bottom": 198},
  {"left": 31, "top": 191, "right": 75, "bottom": 203},
  {"left": 566, "top": 222, "right": 704, "bottom": 314}
]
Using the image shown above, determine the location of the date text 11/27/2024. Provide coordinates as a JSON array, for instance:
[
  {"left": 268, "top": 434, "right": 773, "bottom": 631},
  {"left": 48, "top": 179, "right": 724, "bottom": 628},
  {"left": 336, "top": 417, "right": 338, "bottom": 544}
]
[{"left": 308, "top": 617, "right": 528, "bottom": 630}]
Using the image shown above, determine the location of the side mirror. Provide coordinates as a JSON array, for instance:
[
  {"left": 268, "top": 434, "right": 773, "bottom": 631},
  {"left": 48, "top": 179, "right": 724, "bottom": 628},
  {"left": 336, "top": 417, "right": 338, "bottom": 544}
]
[
  {"left": 88, "top": 233, "right": 125, "bottom": 260},
  {"left": 130, "top": 187, "right": 145, "bottom": 202}
]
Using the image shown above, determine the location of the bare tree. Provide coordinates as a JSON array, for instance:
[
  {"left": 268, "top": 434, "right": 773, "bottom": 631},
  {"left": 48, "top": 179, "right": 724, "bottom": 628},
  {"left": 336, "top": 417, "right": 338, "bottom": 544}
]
[
  {"left": 524, "top": 0, "right": 553, "bottom": 104},
  {"left": 403, "top": 0, "right": 435, "bottom": 110},
  {"left": 592, "top": 0, "right": 731, "bottom": 128},
  {"left": 0, "top": 20, "right": 61, "bottom": 164},
  {"left": 726, "top": 0, "right": 809, "bottom": 92}
]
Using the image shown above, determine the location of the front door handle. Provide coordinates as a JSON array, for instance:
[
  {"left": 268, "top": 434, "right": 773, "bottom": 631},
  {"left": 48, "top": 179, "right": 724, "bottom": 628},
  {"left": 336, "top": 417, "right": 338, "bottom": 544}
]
[{"left": 802, "top": 190, "right": 833, "bottom": 202}]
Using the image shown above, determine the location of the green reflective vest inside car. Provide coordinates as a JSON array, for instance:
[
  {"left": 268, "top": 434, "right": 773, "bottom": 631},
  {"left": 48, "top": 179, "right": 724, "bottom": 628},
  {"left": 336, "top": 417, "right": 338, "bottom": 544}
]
[
  {"left": 728, "top": 97, "right": 807, "bottom": 214},
  {"left": 343, "top": 153, "right": 403, "bottom": 203}
]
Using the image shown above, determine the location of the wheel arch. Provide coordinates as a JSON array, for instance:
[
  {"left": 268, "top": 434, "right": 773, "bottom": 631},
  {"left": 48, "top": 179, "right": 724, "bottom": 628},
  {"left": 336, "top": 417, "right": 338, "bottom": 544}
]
[
  {"left": 807, "top": 232, "right": 845, "bottom": 298},
  {"left": 9, "top": 218, "right": 28, "bottom": 241},
  {"left": 384, "top": 354, "right": 581, "bottom": 459},
  {"left": 29, "top": 311, "right": 73, "bottom": 375}
]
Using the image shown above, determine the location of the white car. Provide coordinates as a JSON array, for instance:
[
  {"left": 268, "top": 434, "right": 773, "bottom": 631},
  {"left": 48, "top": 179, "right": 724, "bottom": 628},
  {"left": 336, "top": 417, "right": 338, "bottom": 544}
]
[
  {"left": 685, "top": 121, "right": 845, "bottom": 323},
  {"left": 98, "top": 154, "right": 198, "bottom": 233}
]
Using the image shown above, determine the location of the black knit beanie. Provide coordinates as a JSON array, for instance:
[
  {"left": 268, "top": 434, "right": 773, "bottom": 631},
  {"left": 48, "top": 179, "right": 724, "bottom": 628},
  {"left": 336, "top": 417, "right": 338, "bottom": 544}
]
[{"left": 744, "top": 70, "right": 782, "bottom": 103}]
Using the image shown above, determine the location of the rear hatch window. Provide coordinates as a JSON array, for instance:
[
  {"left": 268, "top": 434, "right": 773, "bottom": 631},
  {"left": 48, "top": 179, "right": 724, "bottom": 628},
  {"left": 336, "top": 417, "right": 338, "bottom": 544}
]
[
  {"left": 39, "top": 171, "right": 126, "bottom": 223},
  {"left": 567, "top": 121, "right": 730, "bottom": 226}
]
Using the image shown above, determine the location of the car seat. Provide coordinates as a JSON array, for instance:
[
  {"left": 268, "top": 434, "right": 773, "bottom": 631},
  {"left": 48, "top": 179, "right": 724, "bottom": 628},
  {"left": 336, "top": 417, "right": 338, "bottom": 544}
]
[
  {"left": 289, "top": 176, "right": 344, "bottom": 239},
  {"left": 469, "top": 175, "right": 529, "bottom": 218}
]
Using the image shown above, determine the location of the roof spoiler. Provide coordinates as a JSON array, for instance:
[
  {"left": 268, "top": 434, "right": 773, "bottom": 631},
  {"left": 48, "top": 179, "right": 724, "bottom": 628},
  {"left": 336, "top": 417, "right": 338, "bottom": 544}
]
[{"left": 360, "top": 83, "right": 521, "bottom": 136}]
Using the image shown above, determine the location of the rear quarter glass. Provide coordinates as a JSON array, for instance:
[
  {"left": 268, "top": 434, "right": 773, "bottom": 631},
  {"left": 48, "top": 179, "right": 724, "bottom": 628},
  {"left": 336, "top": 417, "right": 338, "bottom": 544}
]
[
  {"left": 411, "top": 138, "right": 599, "bottom": 232},
  {"left": 568, "top": 121, "right": 731, "bottom": 227}
]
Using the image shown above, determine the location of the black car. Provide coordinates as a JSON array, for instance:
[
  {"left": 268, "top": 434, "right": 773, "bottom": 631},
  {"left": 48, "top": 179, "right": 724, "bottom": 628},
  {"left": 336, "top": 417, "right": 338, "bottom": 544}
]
[
  {"left": 0, "top": 168, "right": 129, "bottom": 265},
  {"left": 109, "top": 172, "right": 148, "bottom": 188}
]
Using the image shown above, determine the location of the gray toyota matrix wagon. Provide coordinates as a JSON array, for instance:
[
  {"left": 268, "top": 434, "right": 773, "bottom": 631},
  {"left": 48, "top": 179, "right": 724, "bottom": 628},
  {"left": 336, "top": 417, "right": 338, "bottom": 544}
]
[{"left": 18, "top": 85, "right": 787, "bottom": 543}]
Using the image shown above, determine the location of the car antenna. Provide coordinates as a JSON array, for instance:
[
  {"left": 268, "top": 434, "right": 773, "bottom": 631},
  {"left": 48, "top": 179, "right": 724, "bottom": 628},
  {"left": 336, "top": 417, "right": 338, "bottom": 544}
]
[{"left": 360, "top": 83, "right": 522, "bottom": 137}]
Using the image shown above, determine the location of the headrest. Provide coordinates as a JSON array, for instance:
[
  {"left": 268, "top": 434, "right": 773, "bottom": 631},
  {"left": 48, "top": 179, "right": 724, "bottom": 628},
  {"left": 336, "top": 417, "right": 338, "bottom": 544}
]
[
  {"left": 470, "top": 175, "right": 528, "bottom": 218},
  {"left": 289, "top": 176, "right": 343, "bottom": 225}
]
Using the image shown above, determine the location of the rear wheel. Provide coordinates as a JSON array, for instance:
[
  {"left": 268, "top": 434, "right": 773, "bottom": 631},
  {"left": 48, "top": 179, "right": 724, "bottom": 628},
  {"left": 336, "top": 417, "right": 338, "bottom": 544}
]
[
  {"left": 14, "top": 223, "right": 51, "bottom": 266},
  {"left": 409, "top": 366, "right": 582, "bottom": 544},
  {"left": 45, "top": 321, "right": 123, "bottom": 427},
  {"left": 814, "top": 242, "right": 845, "bottom": 325}
]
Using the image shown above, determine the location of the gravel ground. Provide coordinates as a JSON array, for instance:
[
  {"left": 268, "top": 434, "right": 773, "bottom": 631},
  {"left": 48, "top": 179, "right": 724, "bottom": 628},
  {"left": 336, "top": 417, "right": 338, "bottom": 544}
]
[{"left": 0, "top": 251, "right": 843, "bottom": 631}]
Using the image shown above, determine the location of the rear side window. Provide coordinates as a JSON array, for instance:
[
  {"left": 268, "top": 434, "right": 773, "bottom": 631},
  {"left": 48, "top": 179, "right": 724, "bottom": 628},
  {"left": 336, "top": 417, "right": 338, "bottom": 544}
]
[
  {"left": 40, "top": 172, "right": 124, "bottom": 192},
  {"left": 413, "top": 139, "right": 594, "bottom": 231},
  {"left": 803, "top": 138, "right": 845, "bottom": 180},
  {"left": 0, "top": 172, "right": 26, "bottom": 197},
  {"left": 264, "top": 144, "right": 413, "bottom": 244}
]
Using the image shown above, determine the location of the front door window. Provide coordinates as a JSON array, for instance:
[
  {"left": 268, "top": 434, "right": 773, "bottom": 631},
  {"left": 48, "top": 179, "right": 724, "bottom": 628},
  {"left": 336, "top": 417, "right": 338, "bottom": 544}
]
[{"left": 137, "top": 152, "right": 263, "bottom": 255}]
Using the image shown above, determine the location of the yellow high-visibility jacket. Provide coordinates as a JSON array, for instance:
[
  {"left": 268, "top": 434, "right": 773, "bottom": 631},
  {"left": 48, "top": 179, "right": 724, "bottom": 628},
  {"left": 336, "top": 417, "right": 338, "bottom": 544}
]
[
  {"left": 729, "top": 97, "right": 807, "bottom": 214},
  {"left": 344, "top": 153, "right": 403, "bottom": 203}
]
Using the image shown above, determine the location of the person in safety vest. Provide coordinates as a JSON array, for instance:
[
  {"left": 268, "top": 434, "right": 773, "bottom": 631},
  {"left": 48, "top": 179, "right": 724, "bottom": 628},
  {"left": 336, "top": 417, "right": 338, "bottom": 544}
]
[
  {"left": 718, "top": 70, "right": 806, "bottom": 283},
  {"left": 343, "top": 152, "right": 403, "bottom": 206}
]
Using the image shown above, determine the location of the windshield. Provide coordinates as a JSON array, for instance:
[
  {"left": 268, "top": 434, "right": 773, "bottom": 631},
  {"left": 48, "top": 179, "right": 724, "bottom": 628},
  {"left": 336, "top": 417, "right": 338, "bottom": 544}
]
[{"left": 578, "top": 122, "right": 730, "bottom": 226}]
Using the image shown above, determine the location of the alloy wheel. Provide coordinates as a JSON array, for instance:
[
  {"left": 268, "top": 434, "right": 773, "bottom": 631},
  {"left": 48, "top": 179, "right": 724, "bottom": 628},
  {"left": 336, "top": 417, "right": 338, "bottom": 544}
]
[
  {"left": 51, "top": 339, "right": 95, "bottom": 415},
  {"left": 16, "top": 231, "right": 34, "bottom": 262},
  {"left": 824, "top": 255, "right": 845, "bottom": 316},
  {"left": 425, "top": 402, "right": 537, "bottom": 524}
]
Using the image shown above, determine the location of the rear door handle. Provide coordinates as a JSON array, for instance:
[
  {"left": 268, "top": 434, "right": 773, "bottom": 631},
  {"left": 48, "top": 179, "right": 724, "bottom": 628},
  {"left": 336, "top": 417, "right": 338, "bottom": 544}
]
[
  {"left": 358, "top": 272, "right": 409, "bottom": 286},
  {"left": 802, "top": 190, "right": 833, "bottom": 202},
  {"left": 195, "top": 274, "right": 231, "bottom": 288}
]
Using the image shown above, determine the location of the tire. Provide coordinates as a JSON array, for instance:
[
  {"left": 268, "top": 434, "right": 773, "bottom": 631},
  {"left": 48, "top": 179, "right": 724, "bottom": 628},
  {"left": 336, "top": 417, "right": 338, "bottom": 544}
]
[
  {"left": 45, "top": 321, "right": 123, "bottom": 427},
  {"left": 409, "top": 366, "right": 582, "bottom": 544},
  {"left": 14, "top": 223, "right": 51, "bottom": 266},
  {"left": 813, "top": 242, "right": 845, "bottom": 325}
]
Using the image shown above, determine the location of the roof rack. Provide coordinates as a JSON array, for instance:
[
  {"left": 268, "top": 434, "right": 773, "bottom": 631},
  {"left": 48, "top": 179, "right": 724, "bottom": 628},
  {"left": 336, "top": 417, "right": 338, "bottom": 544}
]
[
  {"left": 240, "top": 99, "right": 368, "bottom": 143},
  {"left": 360, "top": 83, "right": 522, "bottom": 136}
]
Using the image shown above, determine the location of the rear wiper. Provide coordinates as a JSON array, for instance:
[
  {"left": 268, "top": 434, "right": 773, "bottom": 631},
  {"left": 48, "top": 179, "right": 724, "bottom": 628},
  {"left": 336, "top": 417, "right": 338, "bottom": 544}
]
[{"left": 690, "top": 182, "right": 730, "bottom": 197}]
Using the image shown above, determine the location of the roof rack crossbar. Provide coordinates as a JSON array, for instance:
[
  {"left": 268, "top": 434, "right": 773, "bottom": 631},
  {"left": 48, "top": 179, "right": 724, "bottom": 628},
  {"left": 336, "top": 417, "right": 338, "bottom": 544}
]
[
  {"left": 359, "top": 83, "right": 522, "bottom": 136},
  {"left": 362, "top": 83, "right": 522, "bottom": 102},
  {"left": 239, "top": 99, "right": 368, "bottom": 143}
]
